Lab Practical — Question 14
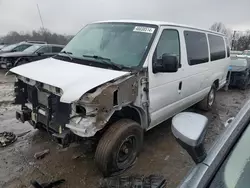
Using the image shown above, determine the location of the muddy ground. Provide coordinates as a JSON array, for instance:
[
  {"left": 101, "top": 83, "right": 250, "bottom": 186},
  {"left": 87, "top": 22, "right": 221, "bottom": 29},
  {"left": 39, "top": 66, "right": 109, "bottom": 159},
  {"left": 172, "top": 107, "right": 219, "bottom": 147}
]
[{"left": 0, "top": 69, "right": 249, "bottom": 188}]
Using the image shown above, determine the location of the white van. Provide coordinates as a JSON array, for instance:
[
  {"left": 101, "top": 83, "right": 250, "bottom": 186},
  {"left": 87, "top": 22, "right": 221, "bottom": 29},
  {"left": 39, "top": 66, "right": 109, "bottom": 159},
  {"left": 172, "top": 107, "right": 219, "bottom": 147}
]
[{"left": 10, "top": 20, "right": 230, "bottom": 176}]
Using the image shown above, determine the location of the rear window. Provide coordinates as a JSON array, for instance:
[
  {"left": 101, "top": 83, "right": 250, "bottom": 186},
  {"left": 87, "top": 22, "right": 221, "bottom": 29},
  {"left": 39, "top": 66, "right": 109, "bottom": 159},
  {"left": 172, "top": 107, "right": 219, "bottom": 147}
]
[
  {"left": 208, "top": 34, "right": 226, "bottom": 61},
  {"left": 184, "top": 31, "right": 209, "bottom": 65}
]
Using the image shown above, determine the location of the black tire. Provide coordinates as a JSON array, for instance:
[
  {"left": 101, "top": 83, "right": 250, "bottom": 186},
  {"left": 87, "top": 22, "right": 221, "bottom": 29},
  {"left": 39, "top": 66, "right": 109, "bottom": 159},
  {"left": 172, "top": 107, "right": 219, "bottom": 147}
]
[
  {"left": 95, "top": 119, "right": 143, "bottom": 177},
  {"left": 198, "top": 84, "right": 216, "bottom": 111}
]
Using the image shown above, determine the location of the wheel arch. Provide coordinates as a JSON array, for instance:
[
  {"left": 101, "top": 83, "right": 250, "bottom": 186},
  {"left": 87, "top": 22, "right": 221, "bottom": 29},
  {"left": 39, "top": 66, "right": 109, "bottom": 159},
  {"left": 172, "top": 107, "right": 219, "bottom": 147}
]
[
  {"left": 106, "top": 105, "right": 147, "bottom": 130},
  {"left": 213, "top": 79, "right": 219, "bottom": 90}
]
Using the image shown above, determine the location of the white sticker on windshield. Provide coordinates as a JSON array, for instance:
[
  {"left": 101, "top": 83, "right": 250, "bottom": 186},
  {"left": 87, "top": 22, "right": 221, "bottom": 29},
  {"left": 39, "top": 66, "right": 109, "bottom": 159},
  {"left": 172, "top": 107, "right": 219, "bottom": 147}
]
[{"left": 133, "top": 26, "right": 155, "bottom": 33}]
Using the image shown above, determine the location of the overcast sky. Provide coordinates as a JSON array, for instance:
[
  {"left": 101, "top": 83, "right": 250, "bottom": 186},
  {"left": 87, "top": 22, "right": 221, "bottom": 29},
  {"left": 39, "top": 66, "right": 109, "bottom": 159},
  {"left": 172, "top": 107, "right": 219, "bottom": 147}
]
[{"left": 0, "top": 0, "right": 249, "bottom": 35}]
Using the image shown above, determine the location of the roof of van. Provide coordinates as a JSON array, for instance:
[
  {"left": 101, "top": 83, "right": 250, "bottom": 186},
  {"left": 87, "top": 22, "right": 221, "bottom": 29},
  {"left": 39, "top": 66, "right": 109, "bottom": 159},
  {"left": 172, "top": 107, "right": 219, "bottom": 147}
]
[{"left": 94, "top": 20, "right": 226, "bottom": 36}]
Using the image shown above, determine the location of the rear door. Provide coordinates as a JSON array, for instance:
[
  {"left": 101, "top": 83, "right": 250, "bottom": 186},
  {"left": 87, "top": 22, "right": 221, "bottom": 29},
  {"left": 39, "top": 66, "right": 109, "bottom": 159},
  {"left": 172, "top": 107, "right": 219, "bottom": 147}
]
[
  {"left": 34, "top": 45, "right": 53, "bottom": 61},
  {"left": 179, "top": 30, "right": 211, "bottom": 107}
]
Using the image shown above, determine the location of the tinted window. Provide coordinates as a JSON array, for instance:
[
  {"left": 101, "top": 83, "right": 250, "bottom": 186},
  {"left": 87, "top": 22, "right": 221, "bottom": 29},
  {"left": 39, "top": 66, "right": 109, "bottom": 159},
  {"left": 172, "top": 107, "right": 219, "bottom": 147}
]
[
  {"left": 208, "top": 34, "right": 226, "bottom": 61},
  {"left": 13, "top": 44, "right": 32, "bottom": 52},
  {"left": 37, "top": 46, "right": 51, "bottom": 53},
  {"left": 184, "top": 31, "right": 209, "bottom": 65},
  {"left": 155, "top": 29, "right": 180, "bottom": 62},
  {"left": 52, "top": 46, "right": 63, "bottom": 53}
]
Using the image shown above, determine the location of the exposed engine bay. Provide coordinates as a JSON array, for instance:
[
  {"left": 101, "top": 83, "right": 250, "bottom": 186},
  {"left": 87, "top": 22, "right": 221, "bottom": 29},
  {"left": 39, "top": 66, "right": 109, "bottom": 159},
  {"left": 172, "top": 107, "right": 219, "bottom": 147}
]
[{"left": 13, "top": 72, "right": 148, "bottom": 146}]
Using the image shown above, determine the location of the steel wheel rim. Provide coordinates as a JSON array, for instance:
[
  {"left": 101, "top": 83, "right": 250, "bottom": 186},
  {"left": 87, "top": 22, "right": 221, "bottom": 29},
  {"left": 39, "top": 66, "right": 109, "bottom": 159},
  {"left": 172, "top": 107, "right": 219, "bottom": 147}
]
[{"left": 116, "top": 135, "right": 137, "bottom": 168}]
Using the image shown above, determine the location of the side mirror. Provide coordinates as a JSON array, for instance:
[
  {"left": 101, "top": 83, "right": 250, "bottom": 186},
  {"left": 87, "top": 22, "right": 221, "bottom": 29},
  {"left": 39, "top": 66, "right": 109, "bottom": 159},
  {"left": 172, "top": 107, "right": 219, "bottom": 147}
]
[
  {"left": 153, "top": 53, "right": 179, "bottom": 73},
  {"left": 172, "top": 112, "right": 208, "bottom": 164},
  {"left": 37, "top": 52, "right": 43, "bottom": 56}
]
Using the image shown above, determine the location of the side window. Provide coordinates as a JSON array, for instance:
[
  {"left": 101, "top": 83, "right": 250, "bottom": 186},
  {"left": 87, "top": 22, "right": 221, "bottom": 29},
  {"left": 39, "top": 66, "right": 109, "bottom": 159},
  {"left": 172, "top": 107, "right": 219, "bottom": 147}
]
[
  {"left": 184, "top": 31, "right": 209, "bottom": 65},
  {"left": 225, "top": 38, "right": 230, "bottom": 57},
  {"left": 208, "top": 34, "right": 226, "bottom": 61},
  {"left": 155, "top": 29, "right": 180, "bottom": 63},
  {"left": 13, "top": 44, "right": 32, "bottom": 52},
  {"left": 37, "top": 46, "right": 51, "bottom": 53},
  {"left": 52, "top": 46, "right": 63, "bottom": 53}
]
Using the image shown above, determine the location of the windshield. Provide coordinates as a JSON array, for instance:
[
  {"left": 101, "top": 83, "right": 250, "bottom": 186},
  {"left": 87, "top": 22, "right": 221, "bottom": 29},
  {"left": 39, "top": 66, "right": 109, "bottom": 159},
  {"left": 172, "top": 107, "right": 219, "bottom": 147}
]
[
  {"left": 23, "top": 45, "right": 42, "bottom": 53},
  {"left": 209, "top": 124, "right": 250, "bottom": 188},
  {"left": 0, "top": 44, "right": 18, "bottom": 52},
  {"left": 60, "top": 23, "right": 157, "bottom": 68}
]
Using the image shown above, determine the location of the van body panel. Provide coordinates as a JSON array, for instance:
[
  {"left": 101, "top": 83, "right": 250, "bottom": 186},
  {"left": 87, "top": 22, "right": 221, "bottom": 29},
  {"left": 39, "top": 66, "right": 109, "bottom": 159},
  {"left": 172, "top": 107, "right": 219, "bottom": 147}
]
[{"left": 11, "top": 20, "right": 230, "bottom": 138}]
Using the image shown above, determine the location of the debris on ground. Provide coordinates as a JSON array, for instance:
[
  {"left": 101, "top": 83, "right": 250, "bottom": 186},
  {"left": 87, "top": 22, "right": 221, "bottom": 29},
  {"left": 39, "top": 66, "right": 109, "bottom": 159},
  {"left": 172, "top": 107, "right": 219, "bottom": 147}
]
[
  {"left": 34, "top": 149, "right": 50, "bottom": 160},
  {"left": 100, "top": 175, "right": 167, "bottom": 188},
  {"left": 17, "top": 130, "right": 31, "bottom": 137},
  {"left": 0, "top": 132, "right": 17, "bottom": 147},
  {"left": 72, "top": 153, "right": 86, "bottom": 160},
  {"left": 30, "top": 179, "right": 65, "bottom": 188}
]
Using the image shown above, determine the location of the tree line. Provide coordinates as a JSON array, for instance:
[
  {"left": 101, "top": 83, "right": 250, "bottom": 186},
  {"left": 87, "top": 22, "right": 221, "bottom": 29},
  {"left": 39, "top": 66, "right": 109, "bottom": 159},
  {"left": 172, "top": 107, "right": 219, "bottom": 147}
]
[
  {"left": 1, "top": 24, "right": 249, "bottom": 51},
  {"left": 0, "top": 28, "right": 73, "bottom": 45},
  {"left": 210, "top": 22, "right": 250, "bottom": 51}
]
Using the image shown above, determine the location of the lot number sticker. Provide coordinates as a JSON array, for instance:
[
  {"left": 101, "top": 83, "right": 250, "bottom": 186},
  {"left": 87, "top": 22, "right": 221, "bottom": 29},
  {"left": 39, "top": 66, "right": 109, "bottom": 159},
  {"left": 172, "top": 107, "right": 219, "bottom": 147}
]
[{"left": 133, "top": 26, "right": 155, "bottom": 33}]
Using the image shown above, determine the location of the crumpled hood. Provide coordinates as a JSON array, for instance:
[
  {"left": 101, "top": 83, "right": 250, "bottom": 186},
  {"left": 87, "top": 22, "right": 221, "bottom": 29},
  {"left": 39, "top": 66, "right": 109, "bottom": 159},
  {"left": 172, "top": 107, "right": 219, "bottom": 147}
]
[{"left": 10, "top": 58, "right": 129, "bottom": 103}]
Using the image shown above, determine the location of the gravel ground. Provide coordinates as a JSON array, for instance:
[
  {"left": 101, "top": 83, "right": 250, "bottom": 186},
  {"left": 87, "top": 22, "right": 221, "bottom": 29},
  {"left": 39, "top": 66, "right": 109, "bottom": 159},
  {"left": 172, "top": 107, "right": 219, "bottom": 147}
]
[{"left": 0, "top": 69, "right": 250, "bottom": 188}]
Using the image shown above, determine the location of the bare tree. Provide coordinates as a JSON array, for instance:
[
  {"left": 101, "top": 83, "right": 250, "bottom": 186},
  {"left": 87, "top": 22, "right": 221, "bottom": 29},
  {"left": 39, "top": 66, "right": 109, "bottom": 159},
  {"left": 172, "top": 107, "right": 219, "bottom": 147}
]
[
  {"left": 0, "top": 28, "right": 73, "bottom": 45},
  {"left": 210, "top": 22, "right": 228, "bottom": 34}
]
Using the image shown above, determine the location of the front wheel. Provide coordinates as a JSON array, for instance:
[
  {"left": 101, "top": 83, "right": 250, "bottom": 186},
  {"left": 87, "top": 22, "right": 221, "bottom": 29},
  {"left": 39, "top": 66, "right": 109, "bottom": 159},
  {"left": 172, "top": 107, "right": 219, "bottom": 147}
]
[
  {"left": 95, "top": 119, "right": 143, "bottom": 177},
  {"left": 198, "top": 84, "right": 216, "bottom": 111}
]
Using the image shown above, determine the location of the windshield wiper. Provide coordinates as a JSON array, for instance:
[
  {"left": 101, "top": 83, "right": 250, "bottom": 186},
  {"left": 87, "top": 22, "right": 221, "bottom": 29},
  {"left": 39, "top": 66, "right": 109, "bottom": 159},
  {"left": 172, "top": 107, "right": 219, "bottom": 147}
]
[
  {"left": 59, "top": 51, "right": 73, "bottom": 61},
  {"left": 82, "top": 55, "right": 124, "bottom": 70}
]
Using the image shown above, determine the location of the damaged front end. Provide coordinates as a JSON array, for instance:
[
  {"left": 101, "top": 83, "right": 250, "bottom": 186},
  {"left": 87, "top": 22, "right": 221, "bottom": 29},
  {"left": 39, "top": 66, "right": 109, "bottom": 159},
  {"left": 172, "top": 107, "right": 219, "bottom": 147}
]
[
  {"left": 67, "top": 74, "right": 140, "bottom": 137},
  {"left": 14, "top": 78, "right": 72, "bottom": 146},
  {"left": 13, "top": 72, "right": 148, "bottom": 145}
]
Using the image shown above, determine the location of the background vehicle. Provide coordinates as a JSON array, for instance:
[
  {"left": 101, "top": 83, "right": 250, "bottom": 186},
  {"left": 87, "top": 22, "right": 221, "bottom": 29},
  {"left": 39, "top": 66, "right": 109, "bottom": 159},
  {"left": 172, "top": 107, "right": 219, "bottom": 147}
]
[
  {"left": 229, "top": 58, "right": 250, "bottom": 89},
  {"left": 230, "top": 50, "right": 243, "bottom": 57},
  {"left": 229, "top": 49, "right": 250, "bottom": 89},
  {"left": 0, "top": 42, "right": 33, "bottom": 54},
  {"left": 0, "top": 43, "right": 8, "bottom": 50},
  {"left": 0, "top": 44, "right": 64, "bottom": 69},
  {"left": 174, "top": 100, "right": 250, "bottom": 188},
  {"left": 10, "top": 20, "right": 230, "bottom": 176}
]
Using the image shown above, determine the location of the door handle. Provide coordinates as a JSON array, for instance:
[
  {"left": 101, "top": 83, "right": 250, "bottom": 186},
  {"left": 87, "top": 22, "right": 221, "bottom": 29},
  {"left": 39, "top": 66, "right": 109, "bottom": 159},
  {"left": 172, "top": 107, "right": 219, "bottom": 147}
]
[{"left": 178, "top": 81, "right": 182, "bottom": 94}]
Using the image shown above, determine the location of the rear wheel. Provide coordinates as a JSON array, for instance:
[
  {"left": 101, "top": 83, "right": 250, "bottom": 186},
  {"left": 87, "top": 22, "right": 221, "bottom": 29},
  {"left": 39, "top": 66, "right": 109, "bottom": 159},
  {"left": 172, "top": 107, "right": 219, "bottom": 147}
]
[
  {"left": 198, "top": 84, "right": 216, "bottom": 111},
  {"left": 95, "top": 119, "right": 143, "bottom": 177}
]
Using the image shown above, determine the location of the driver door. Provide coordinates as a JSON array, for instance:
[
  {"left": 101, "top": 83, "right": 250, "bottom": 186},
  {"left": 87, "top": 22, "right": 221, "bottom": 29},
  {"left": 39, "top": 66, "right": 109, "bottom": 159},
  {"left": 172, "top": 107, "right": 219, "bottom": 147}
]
[
  {"left": 33, "top": 46, "right": 52, "bottom": 61},
  {"left": 148, "top": 27, "right": 186, "bottom": 128}
]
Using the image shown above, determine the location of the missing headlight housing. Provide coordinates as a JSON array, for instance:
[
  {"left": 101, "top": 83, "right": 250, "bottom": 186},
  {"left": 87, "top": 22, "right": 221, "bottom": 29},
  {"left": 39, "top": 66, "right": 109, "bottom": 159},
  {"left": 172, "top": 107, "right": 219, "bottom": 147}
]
[{"left": 76, "top": 105, "right": 86, "bottom": 116}]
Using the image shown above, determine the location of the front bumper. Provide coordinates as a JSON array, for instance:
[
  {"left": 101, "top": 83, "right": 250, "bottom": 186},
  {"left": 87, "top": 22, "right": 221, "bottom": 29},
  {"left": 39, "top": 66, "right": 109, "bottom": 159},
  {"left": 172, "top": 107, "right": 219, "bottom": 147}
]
[
  {"left": 16, "top": 108, "right": 32, "bottom": 123},
  {"left": 16, "top": 107, "right": 73, "bottom": 147},
  {"left": 0, "top": 62, "right": 12, "bottom": 69}
]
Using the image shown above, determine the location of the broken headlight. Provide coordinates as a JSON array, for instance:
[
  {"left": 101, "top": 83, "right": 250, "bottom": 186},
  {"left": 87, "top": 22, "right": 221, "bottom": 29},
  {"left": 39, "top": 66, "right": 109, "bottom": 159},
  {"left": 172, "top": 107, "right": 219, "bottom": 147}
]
[
  {"left": 72, "top": 103, "right": 98, "bottom": 117},
  {"left": 75, "top": 105, "right": 86, "bottom": 115}
]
